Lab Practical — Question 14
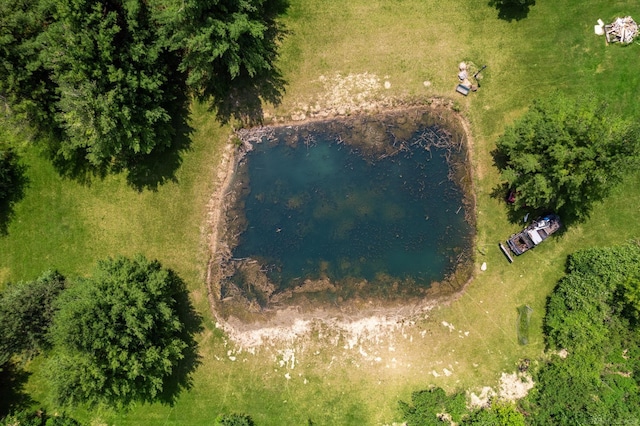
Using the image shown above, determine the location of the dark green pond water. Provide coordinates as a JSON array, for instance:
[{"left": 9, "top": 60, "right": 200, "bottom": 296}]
[{"left": 227, "top": 113, "right": 473, "bottom": 300}]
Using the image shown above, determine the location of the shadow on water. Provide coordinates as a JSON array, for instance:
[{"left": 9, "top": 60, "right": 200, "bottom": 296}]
[
  {"left": 157, "top": 270, "right": 203, "bottom": 406},
  {"left": 0, "top": 362, "right": 34, "bottom": 417},
  {"left": 0, "top": 149, "right": 29, "bottom": 236},
  {"left": 488, "top": 0, "right": 535, "bottom": 22}
]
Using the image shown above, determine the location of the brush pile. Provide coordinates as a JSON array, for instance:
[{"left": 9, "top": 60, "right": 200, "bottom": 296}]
[{"left": 605, "top": 16, "right": 638, "bottom": 44}]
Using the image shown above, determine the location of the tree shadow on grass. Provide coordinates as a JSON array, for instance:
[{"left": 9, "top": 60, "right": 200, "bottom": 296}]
[
  {"left": 0, "top": 362, "right": 34, "bottom": 417},
  {"left": 0, "top": 150, "right": 29, "bottom": 236},
  {"left": 488, "top": 0, "right": 535, "bottom": 22},
  {"left": 489, "top": 147, "right": 531, "bottom": 225},
  {"left": 206, "top": 68, "right": 287, "bottom": 128},
  {"left": 157, "top": 270, "right": 204, "bottom": 406}
]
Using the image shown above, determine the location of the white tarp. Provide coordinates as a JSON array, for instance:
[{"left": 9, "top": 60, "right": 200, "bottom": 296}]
[{"left": 527, "top": 230, "right": 543, "bottom": 245}]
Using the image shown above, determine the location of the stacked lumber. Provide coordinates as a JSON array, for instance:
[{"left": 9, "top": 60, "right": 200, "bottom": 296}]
[{"left": 604, "top": 16, "right": 638, "bottom": 44}]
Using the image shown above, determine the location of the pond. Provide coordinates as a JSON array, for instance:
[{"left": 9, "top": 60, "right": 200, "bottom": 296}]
[{"left": 219, "top": 108, "right": 474, "bottom": 309}]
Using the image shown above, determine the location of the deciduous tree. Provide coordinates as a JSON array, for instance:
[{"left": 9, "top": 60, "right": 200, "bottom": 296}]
[
  {"left": 47, "top": 255, "right": 197, "bottom": 407},
  {"left": 495, "top": 94, "right": 640, "bottom": 223},
  {"left": 0, "top": 408, "right": 80, "bottom": 426},
  {"left": 399, "top": 387, "right": 467, "bottom": 425},
  {"left": 526, "top": 245, "right": 640, "bottom": 425}
]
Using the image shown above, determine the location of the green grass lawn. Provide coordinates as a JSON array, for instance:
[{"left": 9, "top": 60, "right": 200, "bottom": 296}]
[{"left": 2, "top": 0, "right": 640, "bottom": 424}]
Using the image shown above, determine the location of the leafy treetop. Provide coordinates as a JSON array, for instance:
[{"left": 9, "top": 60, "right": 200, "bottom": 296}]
[
  {"left": 495, "top": 94, "right": 640, "bottom": 224},
  {"left": 524, "top": 244, "right": 640, "bottom": 425},
  {"left": 47, "top": 255, "right": 195, "bottom": 408},
  {"left": 0, "top": 270, "right": 66, "bottom": 367}
]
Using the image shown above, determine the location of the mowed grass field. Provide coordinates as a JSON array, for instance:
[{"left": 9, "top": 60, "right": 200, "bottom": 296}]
[{"left": 2, "top": 0, "right": 640, "bottom": 424}]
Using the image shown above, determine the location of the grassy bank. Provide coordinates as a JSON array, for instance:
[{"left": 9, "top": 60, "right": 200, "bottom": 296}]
[{"left": 2, "top": 0, "right": 640, "bottom": 424}]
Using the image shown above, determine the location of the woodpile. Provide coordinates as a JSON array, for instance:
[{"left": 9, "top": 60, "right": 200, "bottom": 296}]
[{"left": 604, "top": 16, "right": 638, "bottom": 44}]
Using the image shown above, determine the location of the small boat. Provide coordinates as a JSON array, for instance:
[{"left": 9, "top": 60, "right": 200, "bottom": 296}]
[{"left": 500, "top": 214, "right": 561, "bottom": 262}]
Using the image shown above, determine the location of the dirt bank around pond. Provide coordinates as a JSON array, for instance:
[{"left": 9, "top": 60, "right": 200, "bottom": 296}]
[{"left": 204, "top": 100, "right": 477, "bottom": 347}]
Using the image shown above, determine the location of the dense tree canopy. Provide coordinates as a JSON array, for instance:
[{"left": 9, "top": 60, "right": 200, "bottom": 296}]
[
  {"left": 47, "top": 255, "right": 197, "bottom": 407},
  {"left": 495, "top": 95, "right": 640, "bottom": 223},
  {"left": 399, "top": 387, "right": 467, "bottom": 425},
  {"left": 401, "top": 246, "right": 640, "bottom": 425},
  {"left": 523, "top": 245, "right": 640, "bottom": 424},
  {"left": 40, "top": 0, "right": 180, "bottom": 170},
  {"left": 154, "top": 0, "right": 288, "bottom": 103},
  {"left": 463, "top": 401, "right": 525, "bottom": 426},
  {"left": 0, "top": 0, "right": 288, "bottom": 176},
  {"left": 544, "top": 245, "right": 640, "bottom": 351},
  {"left": 399, "top": 387, "right": 524, "bottom": 425},
  {"left": 0, "top": 0, "right": 56, "bottom": 128},
  {"left": 0, "top": 270, "right": 66, "bottom": 367},
  {"left": 1, "top": 408, "right": 80, "bottom": 426}
]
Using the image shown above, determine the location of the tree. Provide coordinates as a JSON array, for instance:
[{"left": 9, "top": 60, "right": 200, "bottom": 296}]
[
  {"left": 525, "top": 245, "right": 640, "bottom": 425},
  {"left": 0, "top": 271, "right": 66, "bottom": 367},
  {"left": 495, "top": 94, "right": 640, "bottom": 224},
  {"left": 47, "top": 255, "right": 198, "bottom": 407},
  {"left": 463, "top": 401, "right": 525, "bottom": 426},
  {"left": 1, "top": 0, "right": 288, "bottom": 178},
  {"left": 39, "top": 0, "right": 185, "bottom": 171},
  {"left": 153, "top": 0, "right": 289, "bottom": 124},
  {"left": 0, "top": 0, "right": 57, "bottom": 129},
  {"left": 214, "top": 413, "right": 256, "bottom": 426},
  {"left": 1, "top": 408, "right": 80, "bottom": 426},
  {"left": 399, "top": 387, "right": 468, "bottom": 425},
  {"left": 618, "top": 275, "right": 640, "bottom": 324}
]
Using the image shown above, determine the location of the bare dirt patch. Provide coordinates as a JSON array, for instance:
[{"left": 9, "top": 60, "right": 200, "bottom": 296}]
[{"left": 468, "top": 372, "right": 535, "bottom": 408}]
